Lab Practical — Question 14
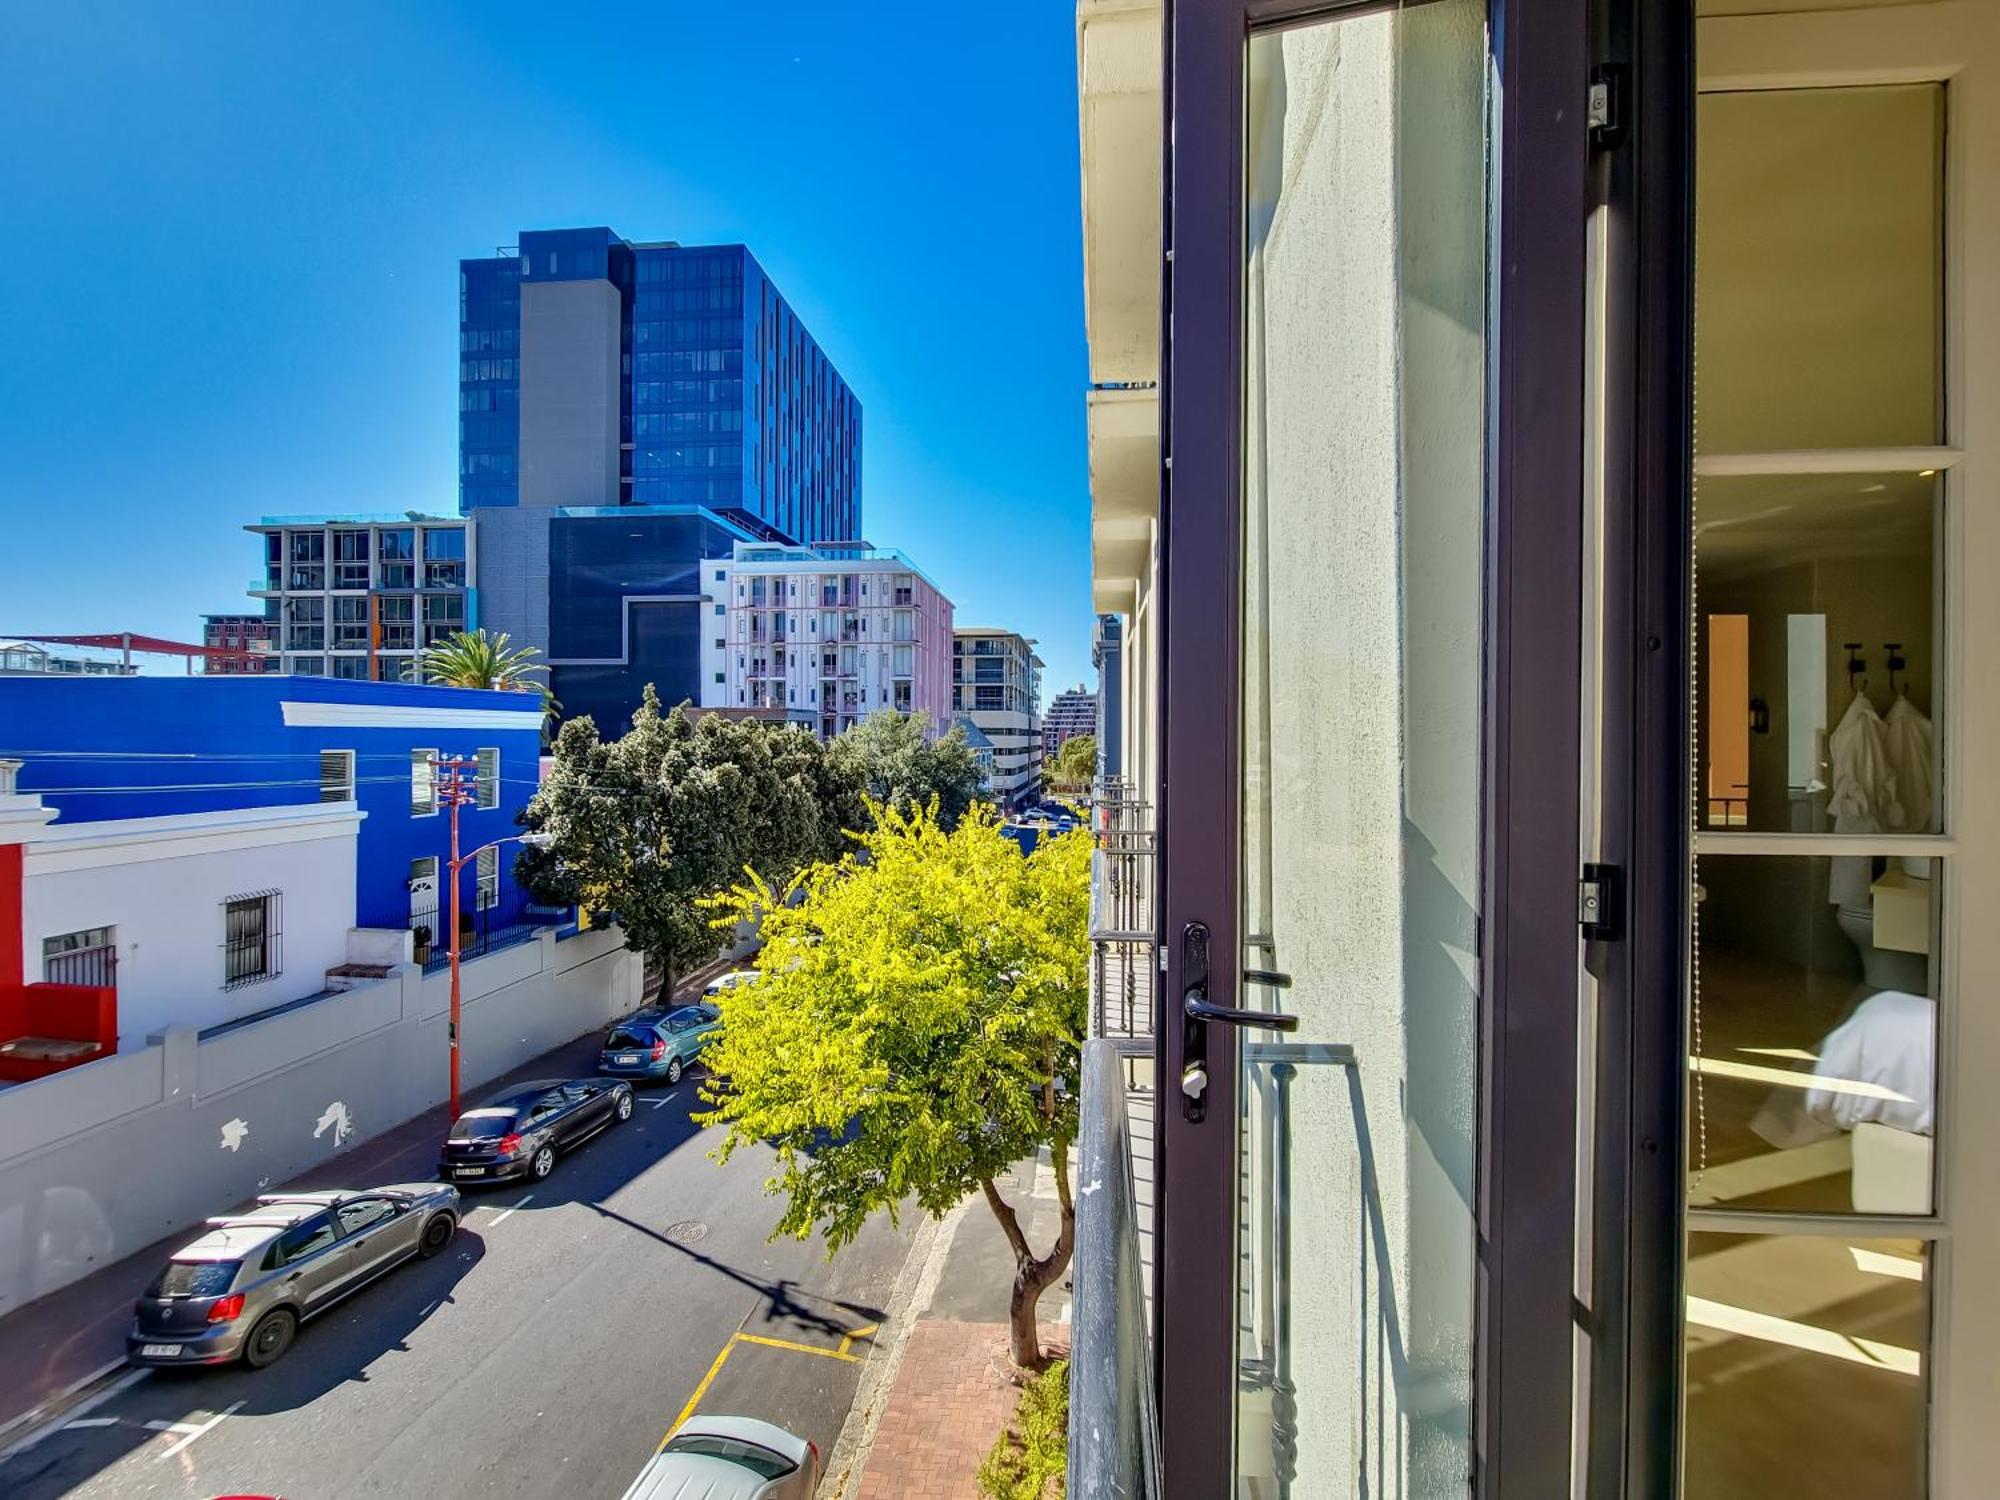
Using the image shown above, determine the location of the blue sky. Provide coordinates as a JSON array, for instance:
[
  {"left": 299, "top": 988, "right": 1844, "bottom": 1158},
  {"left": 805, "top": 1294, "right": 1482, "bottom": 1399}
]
[{"left": 0, "top": 2, "right": 1095, "bottom": 701}]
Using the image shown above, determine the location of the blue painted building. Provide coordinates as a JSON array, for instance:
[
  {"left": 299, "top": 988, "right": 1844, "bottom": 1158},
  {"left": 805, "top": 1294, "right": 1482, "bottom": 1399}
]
[
  {"left": 0, "top": 676, "right": 547, "bottom": 935},
  {"left": 460, "top": 227, "right": 863, "bottom": 733}
]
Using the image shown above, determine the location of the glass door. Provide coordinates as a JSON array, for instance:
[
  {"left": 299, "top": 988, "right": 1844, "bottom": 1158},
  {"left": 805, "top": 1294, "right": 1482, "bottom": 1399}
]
[
  {"left": 1680, "top": 3, "right": 2000, "bottom": 1492},
  {"left": 1233, "top": 6, "right": 1490, "bottom": 1495},
  {"left": 1156, "top": 0, "right": 1586, "bottom": 1492}
]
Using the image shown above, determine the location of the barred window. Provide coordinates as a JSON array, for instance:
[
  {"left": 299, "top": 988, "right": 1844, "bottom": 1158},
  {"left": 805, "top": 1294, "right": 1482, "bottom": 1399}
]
[{"left": 222, "top": 892, "right": 282, "bottom": 989}]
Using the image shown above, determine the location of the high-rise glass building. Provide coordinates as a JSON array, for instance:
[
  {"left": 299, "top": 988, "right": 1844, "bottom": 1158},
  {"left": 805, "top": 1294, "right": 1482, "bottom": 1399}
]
[{"left": 459, "top": 227, "right": 862, "bottom": 731}]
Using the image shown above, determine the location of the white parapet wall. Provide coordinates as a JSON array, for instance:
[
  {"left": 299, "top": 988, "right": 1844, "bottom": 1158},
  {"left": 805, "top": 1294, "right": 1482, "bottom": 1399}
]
[{"left": 0, "top": 925, "right": 642, "bottom": 1316}]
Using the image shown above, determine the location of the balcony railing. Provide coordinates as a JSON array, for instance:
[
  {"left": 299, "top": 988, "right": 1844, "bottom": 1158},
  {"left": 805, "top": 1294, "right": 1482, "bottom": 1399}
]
[
  {"left": 1069, "top": 1037, "right": 1160, "bottom": 1499},
  {"left": 1090, "top": 776, "right": 1155, "bottom": 1048}
]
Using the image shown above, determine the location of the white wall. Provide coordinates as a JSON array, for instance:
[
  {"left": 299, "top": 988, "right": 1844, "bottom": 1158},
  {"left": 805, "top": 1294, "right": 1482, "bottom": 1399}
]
[
  {"left": 20, "top": 805, "right": 361, "bottom": 1049},
  {"left": 0, "top": 926, "right": 640, "bottom": 1313}
]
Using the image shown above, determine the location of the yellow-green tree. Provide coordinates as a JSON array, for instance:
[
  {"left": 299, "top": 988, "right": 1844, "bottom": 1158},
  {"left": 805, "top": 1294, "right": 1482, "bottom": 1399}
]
[{"left": 698, "top": 802, "right": 1091, "bottom": 1370}]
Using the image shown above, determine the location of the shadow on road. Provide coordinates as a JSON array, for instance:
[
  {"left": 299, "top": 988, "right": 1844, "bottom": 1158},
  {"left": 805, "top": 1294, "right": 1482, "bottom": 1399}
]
[{"left": 1, "top": 1229, "right": 489, "bottom": 1500}]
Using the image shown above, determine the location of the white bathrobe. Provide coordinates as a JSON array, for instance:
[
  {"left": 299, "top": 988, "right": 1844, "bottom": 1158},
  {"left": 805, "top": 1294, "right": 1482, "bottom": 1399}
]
[
  {"left": 1883, "top": 693, "right": 1935, "bottom": 835},
  {"left": 1827, "top": 690, "right": 1898, "bottom": 907}
]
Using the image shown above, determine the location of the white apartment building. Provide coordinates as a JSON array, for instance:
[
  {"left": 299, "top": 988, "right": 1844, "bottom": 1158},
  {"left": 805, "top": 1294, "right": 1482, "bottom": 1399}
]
[
  {"left": 951, "top": 628, "right": 1044, "bottom": 808},
  {"left": 1043, "top": 683, "right": 1098, "bottom": 761},
  {"left": 699, "top": 542, "right": 955, "bottom": 740}
]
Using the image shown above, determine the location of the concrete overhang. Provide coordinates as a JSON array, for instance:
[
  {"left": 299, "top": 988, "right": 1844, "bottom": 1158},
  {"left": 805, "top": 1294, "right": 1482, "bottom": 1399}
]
[
  {"left": 1088, "top": 384, "right": 1158, "bottom": 616},
  {"left": 1077, "top": 0, "right": 1162, "bottom": 388}
]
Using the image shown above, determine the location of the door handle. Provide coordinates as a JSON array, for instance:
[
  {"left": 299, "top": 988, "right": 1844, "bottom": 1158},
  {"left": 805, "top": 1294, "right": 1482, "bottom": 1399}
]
[
  {"left": 1180, "top": 922, "right": 1300, "bottom": 1124},
  {"left": 1184, "top": 993, "right": 1301, "bottom": 1030}
]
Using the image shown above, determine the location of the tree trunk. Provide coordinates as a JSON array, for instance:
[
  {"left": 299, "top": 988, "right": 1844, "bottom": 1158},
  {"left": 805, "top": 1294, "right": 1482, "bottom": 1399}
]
[{"left": 981, "top": 1165, "right": 1078, "bottom": 1372}]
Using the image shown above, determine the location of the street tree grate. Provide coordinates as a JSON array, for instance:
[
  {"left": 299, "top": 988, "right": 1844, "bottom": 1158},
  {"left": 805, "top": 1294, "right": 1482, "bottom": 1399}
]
[{"left": 664, "top": 1220, "right": 709, "bottom": 1246}]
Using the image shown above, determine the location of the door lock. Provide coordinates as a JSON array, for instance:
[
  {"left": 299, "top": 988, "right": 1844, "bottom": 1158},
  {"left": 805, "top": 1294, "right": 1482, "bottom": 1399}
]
[{"left": 1180, "top": 1060, "right": 1209, "bottom": 1103}]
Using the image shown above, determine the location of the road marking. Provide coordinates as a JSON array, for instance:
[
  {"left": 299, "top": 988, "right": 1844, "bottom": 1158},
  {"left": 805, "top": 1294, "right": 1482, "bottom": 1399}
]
[
  {"left": 144, "top": 1420, "right": 204, "bottom": 1434},
  {"left": 735, "top": 1332, "right": 861, "bottom": 1363},
  {"left": 664, "top": 1322, "right": 873, "bottom": 1443},
  {"left": 156, "top": 1401, "right": 241, "bottom": 1460},
  {"left": 835, "top": 1322, "right": 880, "bottom": 1358},
  {"left": 62, "top": 1418, "right": 117, "bottom": 1430},
  {"left": 0, "top": 1360, "right": 143, "bottom": 1461},
  {"left": 666, "top": 1338, "right": 740, "bottom": 1440},
  {"left": 419, "top": 1300, "right": 440, "bottom": 1318},
  {"left": 646, "top": 1091, "right": 680, "bottom": 1108},
  {"left": 489, "top": 1193, "right": 534, "bottom": 1224}
]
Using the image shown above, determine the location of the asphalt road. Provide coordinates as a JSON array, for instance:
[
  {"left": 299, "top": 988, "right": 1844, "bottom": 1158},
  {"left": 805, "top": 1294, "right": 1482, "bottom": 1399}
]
[{"left": 0, "top": 1074, "right": 916, "bottom": 1500}]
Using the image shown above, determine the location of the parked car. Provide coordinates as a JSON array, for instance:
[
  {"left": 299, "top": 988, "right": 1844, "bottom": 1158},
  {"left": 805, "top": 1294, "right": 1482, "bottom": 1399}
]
[
  {"left": 703, "top": 969, "right": 760, "bottom": 996},
  {"left": 436, "top": 1077, "right": 634, "bottom": 1184},
  {"left": 620, "top": 1415, "right": 820, "bottom": 1499},
  {"left": 598, "top": 1002, "right": 722, "bottom": 1086},
  {"left": 127, "top": 1183, "right": 460, "bottom": 1370}
]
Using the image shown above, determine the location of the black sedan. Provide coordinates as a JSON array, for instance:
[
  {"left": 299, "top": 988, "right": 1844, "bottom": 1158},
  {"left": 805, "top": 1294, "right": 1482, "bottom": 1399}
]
[{"left": 437, "top": 1077, "right": 634, "bottom": 1186}]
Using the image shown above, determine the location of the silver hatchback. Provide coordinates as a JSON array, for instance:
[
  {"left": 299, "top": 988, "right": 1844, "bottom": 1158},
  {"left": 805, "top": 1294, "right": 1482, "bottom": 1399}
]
[{"left": 127, "top": 1183, "right": 460, "bottom": 1370}]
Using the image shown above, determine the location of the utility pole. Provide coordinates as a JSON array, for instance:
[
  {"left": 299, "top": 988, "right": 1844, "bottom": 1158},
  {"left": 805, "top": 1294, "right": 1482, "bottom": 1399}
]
[
  {"left": 435, "top": 753, "right": 551, "bottom": 1120},
  {"left": 438, "top": 755, "right": 474, "bottom": 1120}
]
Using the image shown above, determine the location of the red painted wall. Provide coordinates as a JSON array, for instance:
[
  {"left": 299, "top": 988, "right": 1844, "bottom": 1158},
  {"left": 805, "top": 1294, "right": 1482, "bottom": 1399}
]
[{"left": 0, "top": 843, "right": 21, "bottom": 988}]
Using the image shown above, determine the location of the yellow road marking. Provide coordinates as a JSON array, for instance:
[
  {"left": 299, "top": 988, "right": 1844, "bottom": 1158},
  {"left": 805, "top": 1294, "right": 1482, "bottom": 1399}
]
[
  {"left": 662, "top": 1322, "right": 874, "bottom": 1445},
  {"left": 666, "top": 1339, "right": 739, "bottom": 1442},
  {"left": 735, "top": 1331, "right": 860, "bottom": 1362}
]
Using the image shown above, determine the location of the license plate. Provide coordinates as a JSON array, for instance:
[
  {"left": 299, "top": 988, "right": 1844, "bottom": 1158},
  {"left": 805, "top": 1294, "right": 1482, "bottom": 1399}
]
[
  {"left": 616, "top": 1054, "right": 639, "bottom": 1065},
  {"left": 453, "top": 1167, "right": 486, "bottom": 1178},
  {"left": 140, "top": 1344, "right": 182, "bottom": 1358}
]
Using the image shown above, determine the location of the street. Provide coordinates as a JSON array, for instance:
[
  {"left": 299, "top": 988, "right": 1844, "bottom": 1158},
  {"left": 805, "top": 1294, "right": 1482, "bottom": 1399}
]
[{"left": 0, "top": 1059, "right": 915, "bottom": 1499}]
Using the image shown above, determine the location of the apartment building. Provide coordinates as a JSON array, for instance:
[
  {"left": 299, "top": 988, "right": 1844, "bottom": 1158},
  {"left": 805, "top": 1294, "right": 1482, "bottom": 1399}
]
[
  {"left": 200, "top": 614, "right": 278, "bottom": 674},
  {"left": 1070, "top": 1, "right": 2000, "bottom": 1497},
  {"left": 247, "top": 515, "right": 470, "bottom": 681},
  {"left": 699, "top": 541, "right": 953, "bottom": 739},
  {"left": 951, "top": 628, "right": 1043, "bottom": 808},
  {"left": 460, "top": 227, "right": 861, "bottom": 732},
  {"left": 1042, "top": 684, "right": 1098, "bottom": 761}
]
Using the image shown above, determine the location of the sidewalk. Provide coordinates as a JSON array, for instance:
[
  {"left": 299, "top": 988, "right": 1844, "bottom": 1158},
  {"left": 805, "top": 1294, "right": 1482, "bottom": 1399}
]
[
  {"left": 838, "top": 1150, "right": 1073, "bottom": 1500},
  {"left": 0, "top": 950, "right": 738, "bottom": 1446}
]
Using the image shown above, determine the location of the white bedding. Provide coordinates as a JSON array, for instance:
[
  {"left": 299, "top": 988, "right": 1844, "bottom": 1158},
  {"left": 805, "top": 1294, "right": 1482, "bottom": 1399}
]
[{"left": 1803, "top": 989, "right": 1934, "bottom": 1136}]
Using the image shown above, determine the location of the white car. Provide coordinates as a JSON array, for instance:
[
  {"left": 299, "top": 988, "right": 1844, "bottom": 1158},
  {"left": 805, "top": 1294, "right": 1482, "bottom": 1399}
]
[
  {"left": 703, "top": 969, "right": 760, "bottom": 997},
  {"left": 621, "top": 1415, "right": 819, "bottom": 1499}
]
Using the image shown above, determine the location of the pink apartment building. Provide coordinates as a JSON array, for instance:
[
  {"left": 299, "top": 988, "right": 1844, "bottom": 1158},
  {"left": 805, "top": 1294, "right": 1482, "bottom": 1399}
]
[{"left": 698, "top": 542, "right": 954, "bottom": 740}]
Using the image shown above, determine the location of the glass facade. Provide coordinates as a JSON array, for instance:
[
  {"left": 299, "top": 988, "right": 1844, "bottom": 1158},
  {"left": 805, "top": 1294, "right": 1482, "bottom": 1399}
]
[
  {"left": 458, "top": 230, "right": 860, "bottom": 547},
  {"left": 459, "top": 255, "right": 522, "bottom": 510}
]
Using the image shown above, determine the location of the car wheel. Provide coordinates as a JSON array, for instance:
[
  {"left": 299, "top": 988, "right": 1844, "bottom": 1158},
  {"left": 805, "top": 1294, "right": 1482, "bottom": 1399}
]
[
  {"left": 615, "top": 1090, "right": 634, "bottom": 1123},
  {"left": 417, "top": 1212, "right": 458, "bottom": 1258},
  {"left": 665, "top": 1057, "right": 683, "bottom": 1086},
  {"left": 243, "top": 1308, "right": 297, "bottom": 1369},
  {"left": 530, "top": 1143, "right": 556, "bottom": 1180}
]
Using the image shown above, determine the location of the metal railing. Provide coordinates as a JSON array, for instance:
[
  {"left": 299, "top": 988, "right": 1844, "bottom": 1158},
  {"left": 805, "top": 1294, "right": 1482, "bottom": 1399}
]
[
  {"left": 1090, "top": 776, "right": 1155, "bottom": 1053},
  {"left": 44, "top": 943, "right": 118, "bottom": 989},
  {"left": 1069, "top": 1038, "right": 1160, "bottom": 1500}
]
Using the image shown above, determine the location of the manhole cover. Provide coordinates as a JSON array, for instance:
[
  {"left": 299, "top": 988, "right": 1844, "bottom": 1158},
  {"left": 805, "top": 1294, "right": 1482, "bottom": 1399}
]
[{"left": 664, "top": 1220, "right": 709, "bottom": 1246}]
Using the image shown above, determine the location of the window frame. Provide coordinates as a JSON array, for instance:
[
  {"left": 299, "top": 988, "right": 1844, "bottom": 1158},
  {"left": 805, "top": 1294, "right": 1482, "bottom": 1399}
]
[
  {"left": 411, "top": 748, "right": 438, "bottom": 816},
  {"left": 319, "top": 749, "right": 356, "bottom": 803}
]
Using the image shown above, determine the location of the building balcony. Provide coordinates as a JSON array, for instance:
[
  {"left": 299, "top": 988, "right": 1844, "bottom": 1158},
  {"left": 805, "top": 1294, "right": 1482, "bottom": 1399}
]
[{"left": 1068, "top": 769, "right": 1164, "bottom": 1497}]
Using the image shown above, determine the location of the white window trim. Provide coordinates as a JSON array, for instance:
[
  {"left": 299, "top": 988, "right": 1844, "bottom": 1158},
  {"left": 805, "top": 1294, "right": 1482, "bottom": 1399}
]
[
  {"left": 476, "top": 747, "right": 500, "bottom": 810},
  {"left": 412, "top": 748, "right": 438, "bottom": 816},
  {"left": 320, "top": 748, "right": 356, "bottom": 803}
]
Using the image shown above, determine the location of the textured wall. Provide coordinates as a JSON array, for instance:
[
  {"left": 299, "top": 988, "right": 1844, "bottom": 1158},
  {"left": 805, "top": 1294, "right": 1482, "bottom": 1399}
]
[{"left": 0, "top": 926, "right": 640, "bottom": 1315}]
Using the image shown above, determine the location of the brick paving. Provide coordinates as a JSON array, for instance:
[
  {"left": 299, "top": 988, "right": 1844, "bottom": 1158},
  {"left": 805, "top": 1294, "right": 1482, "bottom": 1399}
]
[{"left": 855, "top": 1318, "right": 1069, "bottom": 1500}]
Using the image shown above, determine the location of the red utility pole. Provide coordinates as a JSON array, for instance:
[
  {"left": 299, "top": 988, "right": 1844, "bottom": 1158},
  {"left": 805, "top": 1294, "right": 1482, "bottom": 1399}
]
[{"left": 437, "top": 756, "right": 475, "bottom": 1118}]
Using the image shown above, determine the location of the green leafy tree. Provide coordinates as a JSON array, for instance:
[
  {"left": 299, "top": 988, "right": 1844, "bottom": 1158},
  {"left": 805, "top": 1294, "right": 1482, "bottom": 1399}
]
[
  {"left": 827, "top": 709, "right": 988, "bottom": 830},
  {"left": 698, "top": 802, "right": 1092, "bottom": 1369},
  {"left": 1050, "top": 733, "right": 1096, "bottom": 790},
  {"left": 518, "top": 689, "right": 861, "bottom": 992}
]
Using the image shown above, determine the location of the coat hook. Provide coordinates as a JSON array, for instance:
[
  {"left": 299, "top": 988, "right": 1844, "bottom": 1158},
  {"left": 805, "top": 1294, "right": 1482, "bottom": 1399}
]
[
  {"left": 1845, "top": 643, "right": 1867, "bottom": 693},
  {"left": 1884, "top": 642, "right": 1906, "bottom": 696}
]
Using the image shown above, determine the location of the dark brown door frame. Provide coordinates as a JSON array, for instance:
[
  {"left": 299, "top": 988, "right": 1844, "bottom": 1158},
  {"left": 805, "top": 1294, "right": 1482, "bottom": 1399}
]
[
  {"left": 1154, "top": 0, "right": 1597, "bottom": 1494},
  {"left": 1583, "top": 0, "right": 1693, "bottom": 1494}
]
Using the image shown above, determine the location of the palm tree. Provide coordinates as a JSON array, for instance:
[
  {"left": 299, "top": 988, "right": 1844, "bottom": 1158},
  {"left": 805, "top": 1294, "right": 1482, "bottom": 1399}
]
[{"left": 407, "top": 629, "right": 552, "bottom": 703}]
